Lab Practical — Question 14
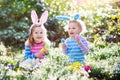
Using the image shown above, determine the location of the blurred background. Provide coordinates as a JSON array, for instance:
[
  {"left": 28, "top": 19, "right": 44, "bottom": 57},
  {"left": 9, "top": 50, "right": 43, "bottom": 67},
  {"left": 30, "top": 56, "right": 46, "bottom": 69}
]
[
  {"left": 0, "top": 0, "right": 120, "bottom": 79},
  {"left": 0, "top": 0, "right": 119, "bottom": 48}
]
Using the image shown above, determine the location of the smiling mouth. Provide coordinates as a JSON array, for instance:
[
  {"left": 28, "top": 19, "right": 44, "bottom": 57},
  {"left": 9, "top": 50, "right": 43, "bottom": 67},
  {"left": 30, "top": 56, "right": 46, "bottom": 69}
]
[{"left": 70, "top": 32, "right": 74, "bottom": 35}]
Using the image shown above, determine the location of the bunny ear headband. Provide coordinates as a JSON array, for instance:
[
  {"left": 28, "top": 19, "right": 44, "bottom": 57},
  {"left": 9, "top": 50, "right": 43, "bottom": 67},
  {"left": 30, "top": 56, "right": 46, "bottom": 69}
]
[
  {"left": 56, "top": 13, "right": 80, "bottom": 21},
  {"left": 29, "top": 10, "right": 48, "bottom": 34},
  {"left": 56, "top": 13, "right": 87, "bottom": 33}
]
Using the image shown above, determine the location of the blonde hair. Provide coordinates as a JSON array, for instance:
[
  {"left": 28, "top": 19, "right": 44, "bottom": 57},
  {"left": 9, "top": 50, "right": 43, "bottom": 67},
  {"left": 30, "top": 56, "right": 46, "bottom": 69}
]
[{"left": 64, "top": 20, "right": 87, "bottom": 34}]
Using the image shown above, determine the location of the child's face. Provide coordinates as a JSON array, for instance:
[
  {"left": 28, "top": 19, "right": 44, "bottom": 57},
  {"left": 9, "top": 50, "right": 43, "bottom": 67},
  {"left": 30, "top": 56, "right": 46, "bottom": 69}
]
[
  {"left": 32, "top": 27, "right": 44, "bottom": 43},
  {"left": 68, "top": 22, "right": 81, "bottom": 38}
]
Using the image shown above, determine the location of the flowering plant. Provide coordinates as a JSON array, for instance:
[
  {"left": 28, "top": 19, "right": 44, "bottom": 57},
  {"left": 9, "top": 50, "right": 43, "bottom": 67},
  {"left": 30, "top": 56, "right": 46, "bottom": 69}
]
[
  {"left": 19, "top": 59, "right": 41, "bottom": 69},
  {"left": 68, "top": 62, "right": 91, "bottom": 76}
]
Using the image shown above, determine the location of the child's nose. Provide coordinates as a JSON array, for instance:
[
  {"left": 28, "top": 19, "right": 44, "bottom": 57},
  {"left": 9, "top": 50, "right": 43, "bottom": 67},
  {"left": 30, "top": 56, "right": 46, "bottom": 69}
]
[
  {"left": 38, "top": 33, "right": 41, "bottom": 36},
  {"left": 70, "top": 29, "right": 72, "bottom": 32}
]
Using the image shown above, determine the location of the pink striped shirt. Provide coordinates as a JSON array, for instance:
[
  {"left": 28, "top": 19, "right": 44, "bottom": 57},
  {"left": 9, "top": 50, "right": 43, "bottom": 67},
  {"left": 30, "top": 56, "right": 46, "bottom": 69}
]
[{"left": 31, "top": 42, "right": 45, "bottom": 54}]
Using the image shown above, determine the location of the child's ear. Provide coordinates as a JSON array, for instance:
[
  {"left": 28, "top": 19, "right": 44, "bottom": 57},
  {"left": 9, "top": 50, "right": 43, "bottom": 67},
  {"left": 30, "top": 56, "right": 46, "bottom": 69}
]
[{"left": 78, "top": 29, "right": 82, "bottom": 33}]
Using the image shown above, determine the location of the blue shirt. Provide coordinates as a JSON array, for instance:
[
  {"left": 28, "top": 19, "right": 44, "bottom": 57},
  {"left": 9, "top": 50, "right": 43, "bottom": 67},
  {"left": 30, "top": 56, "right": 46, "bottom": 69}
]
[{"left": 63, "top": 36, "right": 89, "bottom": 63}]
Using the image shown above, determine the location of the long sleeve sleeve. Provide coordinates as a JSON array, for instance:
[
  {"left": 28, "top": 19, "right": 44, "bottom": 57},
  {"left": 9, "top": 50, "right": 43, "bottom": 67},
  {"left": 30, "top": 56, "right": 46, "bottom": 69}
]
[
  {"left": 62, "top": 47, "right": 68, "bottom": 55},
  {"left": 24, "top": 45, "right": 36, "bottom": 60},
  {"left": 79, "top": 38, "right": 89, "bottom": 54}
]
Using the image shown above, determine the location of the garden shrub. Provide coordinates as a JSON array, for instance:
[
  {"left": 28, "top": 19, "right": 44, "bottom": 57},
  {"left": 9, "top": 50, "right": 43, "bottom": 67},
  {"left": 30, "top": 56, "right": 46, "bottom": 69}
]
[
  {"left": 0, "top": 41, "right": 6, "bottom": 56},
  {"left": 0, "top": 48, "right": 91, "bottom": 80},
  {"left": 79, "top": 2, "right": 120, "bottom": 43},
  {"left": 0, "top": 0, "right": 73, "bottom": 47},
  {"left": 0, "top": 0, "right": 44, "bottom": 48},
  {"left": 111, "top": 59, "right": 120, "bottom": 79},
  {"left": 88, "top": 42, "right": 120, "bottom": 60}
]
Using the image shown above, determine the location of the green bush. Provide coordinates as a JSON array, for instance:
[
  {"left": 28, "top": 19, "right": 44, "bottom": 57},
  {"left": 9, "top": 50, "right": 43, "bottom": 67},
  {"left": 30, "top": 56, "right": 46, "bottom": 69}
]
[
  {"left": 0, "top": 43, "right": 120, "bottom": 80},
  {"left": 87, "top": 42, "right": 120, "bottom": 60},
  {"left": 0, "top": 0, "right": 75, "bottom": 47},
  {"left": 0, "top": 48, "right": 92, "bottom": 80},
  {"left": 0, "top": 0, "right": 43, "bottom": 48},
  {"left": 80, "top": 4, "right": 120, "bottom": 43}
]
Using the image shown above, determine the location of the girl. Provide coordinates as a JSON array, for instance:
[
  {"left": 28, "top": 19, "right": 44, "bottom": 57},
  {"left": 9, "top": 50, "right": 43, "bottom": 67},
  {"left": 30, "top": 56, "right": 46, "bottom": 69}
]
[
  {"left": 24, "top": 10, "right": 49, "bottom": 60},
  {"left": 56, "top": 14, "right": 89, "bottom": 63}
]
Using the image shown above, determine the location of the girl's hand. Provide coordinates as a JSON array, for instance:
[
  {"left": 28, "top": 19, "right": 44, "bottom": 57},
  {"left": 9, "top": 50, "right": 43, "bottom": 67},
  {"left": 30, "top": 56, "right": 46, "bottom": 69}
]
[
  {"left": 75, "top": 34, "right": 81, "bottom": 45},
  {"left": 40, "top": 48, "right": 45, "bottom": 55},
  {"left": 40, "top": 47, "right": 48, "bottom": 55},
  {"left": 34, "top": 52, "right": 42, "bottom": 58},
  {"left": 35, "top": 51, "right": 45, "bottom": 59},
  {"left": 44, "top": 49, "right": 49, "bottom": 55}
]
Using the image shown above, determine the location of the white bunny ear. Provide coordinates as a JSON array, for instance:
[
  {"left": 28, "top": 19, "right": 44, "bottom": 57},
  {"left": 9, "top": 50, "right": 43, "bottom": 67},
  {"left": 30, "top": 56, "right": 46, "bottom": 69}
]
[
  {"left": 31, "top": 10, "right": 38, "bottom": 24},
  {"left": 39, "top": 11, "right": 48, "bottom": 25}
]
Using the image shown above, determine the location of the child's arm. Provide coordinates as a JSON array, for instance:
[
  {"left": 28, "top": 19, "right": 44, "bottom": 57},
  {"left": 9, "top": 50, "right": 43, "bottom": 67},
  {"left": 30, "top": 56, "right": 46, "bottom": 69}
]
[
  {"left": 24, "top": 45, "right": 36, "bottom": 60},
  {"left": 61, "top": 38, "right": 68, "bottom": 55},
  {"left": 34, "top": 52, "right": 42, "bottom": 58},
  {"left": 75, "top": 35, "right": 89, "bottom": 54},
  {"left": 44, "top": 44, "right": 49, "bottom": 55},
  {"left": 35, "top": 45, "right": 49, "bottom": 59},
  {"left": 79, "top": 38, "right": 89, "bottom": 54},
  {"left": 40, "top": 47, "right": 49, "bottom": 55},
  {"left": 62, "top": 43, "right": 67, "bottom": 55},
  {"left": 40, "top": 43, "right": 49, "bottom": 55}
]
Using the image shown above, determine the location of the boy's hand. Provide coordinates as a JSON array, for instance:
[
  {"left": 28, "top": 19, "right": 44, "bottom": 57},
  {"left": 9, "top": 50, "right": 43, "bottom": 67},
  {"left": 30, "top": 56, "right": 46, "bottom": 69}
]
[
  {"left": 61, "top": 38, "right": 66, "bottom": 48},
  {"left": 62, "top": 43, "right": 66, "bottom": 48},
  {"left": 61, "top": 38, "right": 65, "bottom": 43},
  {"left": 75, "top": 34, "right": 81, "bottom": 45}
]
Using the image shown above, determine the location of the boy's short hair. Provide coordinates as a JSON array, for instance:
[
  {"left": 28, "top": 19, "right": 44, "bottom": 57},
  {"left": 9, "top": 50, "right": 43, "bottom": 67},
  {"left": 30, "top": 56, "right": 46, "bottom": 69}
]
[{"left": 64, "top": 20, "right": 87, "bottom": 34}]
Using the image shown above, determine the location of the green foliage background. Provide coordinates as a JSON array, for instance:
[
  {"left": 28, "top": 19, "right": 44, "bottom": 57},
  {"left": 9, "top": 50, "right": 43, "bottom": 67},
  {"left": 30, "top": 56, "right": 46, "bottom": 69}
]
[
  {"left": 0, "top": 0, "right": 120, "bottom": 79},
  {"left": 0, "top": 0, "right": 120, "bottom": 48}
]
